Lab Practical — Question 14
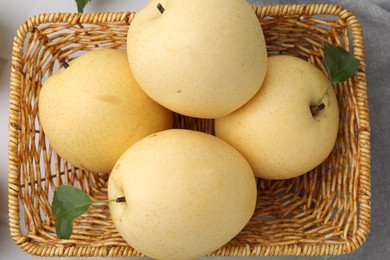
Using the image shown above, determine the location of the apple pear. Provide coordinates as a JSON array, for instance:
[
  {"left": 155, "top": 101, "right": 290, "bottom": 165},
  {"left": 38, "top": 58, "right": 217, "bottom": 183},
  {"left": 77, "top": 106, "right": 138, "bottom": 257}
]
[
  {"left": 108, "top": 129, "right": 257, "bottom": 260},
  {"left": 39, "top": 49, "right": 172, "bottom": 173},
  {"left": 215, "top": 55, "right": 340, "bottom": 180},
  {"left": 127, "top": 0, "right": 268, "bottom": 118}
]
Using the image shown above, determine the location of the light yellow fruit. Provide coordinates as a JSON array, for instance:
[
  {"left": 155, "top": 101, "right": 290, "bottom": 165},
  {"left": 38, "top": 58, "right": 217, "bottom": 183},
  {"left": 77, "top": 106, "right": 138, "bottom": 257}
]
[
  {"left": 39, "top": 49, "right": 172, "bottom": 173},
  {"left": 108, "top": 129, "right": 257, "bottom": 260},
  {"left": 127, "top": 0, "right": 268, "bottom": 118},
  {"left": 215, "top": 55, "right": 340, "bottom": 180}
]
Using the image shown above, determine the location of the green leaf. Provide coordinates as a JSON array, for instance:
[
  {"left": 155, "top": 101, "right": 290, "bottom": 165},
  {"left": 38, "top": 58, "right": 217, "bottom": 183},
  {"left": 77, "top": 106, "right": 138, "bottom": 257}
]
[
  {"left": 52, "top": 185, "right": 92, "bottom": 239},
  {"left": 55, "top": 214, "right": 74, "bottom": 240},
  {"left": 75, "top": 0, "right": 92, "bottom": 13},
  {"left": 323, "top": 42, "right": 360, "bottom": 83}
]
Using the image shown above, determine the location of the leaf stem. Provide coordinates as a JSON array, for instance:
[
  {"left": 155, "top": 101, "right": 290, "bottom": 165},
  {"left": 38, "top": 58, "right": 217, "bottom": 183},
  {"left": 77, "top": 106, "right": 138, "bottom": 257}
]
[{"left": 316, "top": 81, "right": 333, "bottom": 107}]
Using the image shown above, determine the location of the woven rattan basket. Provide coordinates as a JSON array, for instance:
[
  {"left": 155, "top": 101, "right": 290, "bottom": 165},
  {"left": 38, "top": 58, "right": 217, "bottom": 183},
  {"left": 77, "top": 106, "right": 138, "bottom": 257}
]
[{"left": 8, "top": 4, "right": 370, "bottom": 257}]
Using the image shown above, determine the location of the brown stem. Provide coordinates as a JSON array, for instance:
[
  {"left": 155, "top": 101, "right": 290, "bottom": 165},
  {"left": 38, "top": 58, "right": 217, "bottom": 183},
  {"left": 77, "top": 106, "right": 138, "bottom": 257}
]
[
  {"left": 116, "top": 196, "right": 126, "bottom": 203},
  {"left": 310, "top": 103, "right": 325, "bottom": 116},
  {"left": 62, "top": 61, "right": 70, "bottom": 69},
  {"left": 157, "top": 3, "right": 165, "bottom": 14}
]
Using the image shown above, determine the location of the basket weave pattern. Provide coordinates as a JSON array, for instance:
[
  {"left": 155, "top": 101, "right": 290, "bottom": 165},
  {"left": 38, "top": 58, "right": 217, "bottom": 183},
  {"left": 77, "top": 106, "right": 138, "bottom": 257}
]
[{"left": 8, "top": 4, "right": 370, "bottom": 257}]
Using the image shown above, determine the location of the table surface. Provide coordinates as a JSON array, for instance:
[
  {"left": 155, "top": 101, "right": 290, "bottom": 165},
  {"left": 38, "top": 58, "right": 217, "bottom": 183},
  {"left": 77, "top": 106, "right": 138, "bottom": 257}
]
[{"left": 1, "top": 0, "right": 389, "bottom": 259}]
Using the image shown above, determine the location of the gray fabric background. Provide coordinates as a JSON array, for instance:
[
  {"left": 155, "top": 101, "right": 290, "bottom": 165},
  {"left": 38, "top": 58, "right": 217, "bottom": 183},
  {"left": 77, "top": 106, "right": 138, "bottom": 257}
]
[{"left": 246, "top": 0, "right": 390, "bottom": 259}]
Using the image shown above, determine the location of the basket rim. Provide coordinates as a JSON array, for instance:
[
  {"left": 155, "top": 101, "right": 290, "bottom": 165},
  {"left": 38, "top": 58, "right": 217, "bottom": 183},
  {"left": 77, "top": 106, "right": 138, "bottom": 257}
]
[{"left": 7, "top": 3, "right": 371, "bottom": 257}]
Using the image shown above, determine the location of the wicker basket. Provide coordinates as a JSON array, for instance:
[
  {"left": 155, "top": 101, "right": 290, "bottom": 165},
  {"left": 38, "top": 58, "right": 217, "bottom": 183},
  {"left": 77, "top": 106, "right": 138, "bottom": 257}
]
[{"left": 8, "top": 4, "right": 370, "bottom": 257}]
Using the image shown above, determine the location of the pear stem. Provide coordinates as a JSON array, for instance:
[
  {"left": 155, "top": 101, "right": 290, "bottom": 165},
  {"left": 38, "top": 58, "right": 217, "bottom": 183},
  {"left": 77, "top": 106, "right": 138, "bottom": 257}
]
[
  {"left": 62, "top": 61, "right": 70, "bottom": 69},
  {"left": 91, "top": 196, "right": 126, "bottom": 204},
  {"left": 116, "top": 197, "right": 126, "bottom": 203},
  {"left": 157, "top": 3, "right": 165, "bottom": 14},
  {"left": 310, "top": 103, "right": 325, "bottom": 116},
  {"left": 311, "top": 81, "right": 333, "bottom": 116}
]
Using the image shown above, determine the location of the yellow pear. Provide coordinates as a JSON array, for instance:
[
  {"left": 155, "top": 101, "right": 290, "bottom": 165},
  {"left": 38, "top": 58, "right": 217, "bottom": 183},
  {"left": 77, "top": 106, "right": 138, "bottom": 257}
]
[
  {"left": 108, "top": 129, "right": 257, "bottom": 260},
  {"left": 39, "top": 49, "right": 172, "bottom": 173},
  {"left": 216, "top": 55, "right": 339, "bottom": 179},
  {"left": 127, "top": 0, "right": 267, "bottom": 118}
]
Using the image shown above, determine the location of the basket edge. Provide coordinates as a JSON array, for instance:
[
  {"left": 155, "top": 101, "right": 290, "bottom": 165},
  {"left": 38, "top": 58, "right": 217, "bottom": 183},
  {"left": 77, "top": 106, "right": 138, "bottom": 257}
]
[{"left": 7, "top": 3, "right": 371, "bottom": 257}]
